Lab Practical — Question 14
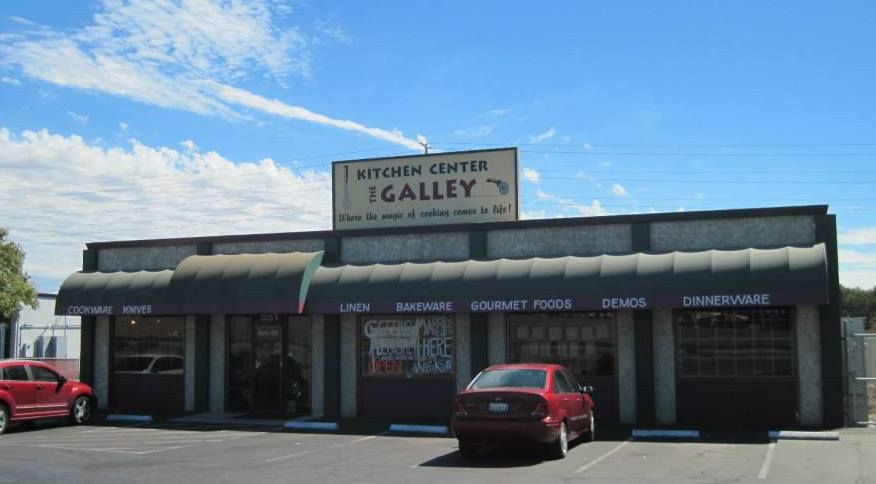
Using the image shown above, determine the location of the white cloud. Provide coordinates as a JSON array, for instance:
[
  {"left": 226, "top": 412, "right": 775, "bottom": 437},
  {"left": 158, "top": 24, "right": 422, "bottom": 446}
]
[
  {"left": 210, "top": 82, "right": 423, "bottom": 150},
  {"left": 839, "top": 247, "right": 876, "bottom": 288},
  {"left": 1, "top": 76, "right": 21, "bottom": 85},
  {"left": 9, "top": 16, "right": 35, "bottom": 26},
  {"left": 839, "top": 227, "right": 876, "bottom": 245},
  {"left": 453, "top": 125, "right": 494, "bottom": 138},
  {"left": 180, "top": 140, "right": 198, "bottom": 151},
  {"left": 522, "top": 167, "right": 541, "bottom": 184},
  {"left": 529, "top": 128, "right": 556, "bottom": 143},
  {"left": 599, "top": 161, "right": 612, "bottom": 167},
  {"left": 612, "top": 183, "right": 628, "bottom": 196},
  {"left": 0, "top": 126, "right": 332, "bottom": 291},
  {"left": 67, "top": 111, "right": 88, "bottom": 123},
  {"left": 119, "top": 122, "right": 129, "bottom": 133},
  {"left": 535, "top": 188, "right": 609, "bottom": 217},
  {"left": 315, "top": 19, "right": 351, "bottom": 44},
  {"left": 0, "top": 0, "right": 422, "bottom": 150},
  {"left": 840, "top": 270, "right": 876, "bottom": 289},
  {"left": 480, "top": 108, "right": 510, "bottom": 118}
]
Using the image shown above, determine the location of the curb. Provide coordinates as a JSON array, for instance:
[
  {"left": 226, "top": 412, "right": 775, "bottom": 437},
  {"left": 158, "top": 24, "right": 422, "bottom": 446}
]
[
  {"left": 284, "top": 421, "right": 340, "bottom": 431},
  {"left": 768, "top": 430, "right": 839, "bottom": 441},
  {"left": 632, "top": 429, "right": 700, "bottom": 439},
  {"left": 388, "top": 424, "right": 450, "bottom": 435},
  {"left": 106, "top": 414, "right": 154, "bottom": 424}
]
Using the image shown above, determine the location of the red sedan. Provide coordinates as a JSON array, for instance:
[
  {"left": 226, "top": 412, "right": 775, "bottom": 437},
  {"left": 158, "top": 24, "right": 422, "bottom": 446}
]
[
  {"left": 451, "top": 363, "right": 595, "bottom": 459},
  {"left": 0, "top": 360, "right": 95, "bottom": 434}
]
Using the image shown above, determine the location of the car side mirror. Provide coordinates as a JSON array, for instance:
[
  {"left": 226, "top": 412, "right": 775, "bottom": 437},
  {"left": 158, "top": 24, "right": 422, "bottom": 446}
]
[{"left": 57, "top": 375, "right": 68, "bottom": 391}]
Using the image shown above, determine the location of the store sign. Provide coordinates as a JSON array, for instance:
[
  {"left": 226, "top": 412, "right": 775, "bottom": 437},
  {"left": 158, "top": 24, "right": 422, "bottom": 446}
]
[
  {"left": 361, "top": 315, "right": 454, "bottom": 378},
  {"left": 332, "top": 148, "right": 518, "bottom": 230}
]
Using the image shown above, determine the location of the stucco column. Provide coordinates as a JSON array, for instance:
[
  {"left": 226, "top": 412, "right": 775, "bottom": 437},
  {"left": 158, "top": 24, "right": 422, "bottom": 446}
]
[
  {"left": 208, "top": 314, "right": 225, "bottom": 413},
  {"left": 455, "top": 314, "right": 471, "bottom": 392},
  {"left": 184, "top": 316, "right": 196, "bottom": 412},
  {"left": 311, "top": 315, "right": 325, "bottom": 417},
  {"left": 94, "top": 316, "right": 110, "bottom": 410},
  {"left": 339, "top": 314, "right": 357, "bottom": 417},
  {"left": 653, "top": 309, "right": 677, "bottom": 424},
  {"left": 617, "top": 311, "right": 637, "bottom": 424},
  {"left": 796, "top": 305, "right": 823, "bottom": 426},
  {"left": 487, "top": 312, "right": 506, "bottom": 365}
]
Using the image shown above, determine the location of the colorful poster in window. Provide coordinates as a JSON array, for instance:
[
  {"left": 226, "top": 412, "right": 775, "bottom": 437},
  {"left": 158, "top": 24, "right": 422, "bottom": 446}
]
[{"left": 361, "top": 315, "right": 454, "bottom": 378}]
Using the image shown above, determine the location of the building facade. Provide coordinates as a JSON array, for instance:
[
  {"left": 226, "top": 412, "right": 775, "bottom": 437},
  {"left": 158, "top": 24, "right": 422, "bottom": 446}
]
[{"left": 56, "top": 204, "right": 842, "bottom": 427}]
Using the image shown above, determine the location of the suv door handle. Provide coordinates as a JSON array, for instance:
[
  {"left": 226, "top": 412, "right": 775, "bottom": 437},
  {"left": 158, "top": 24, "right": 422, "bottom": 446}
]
[{"left": 35, "top": 385, "right": 44, "bottom": 390}]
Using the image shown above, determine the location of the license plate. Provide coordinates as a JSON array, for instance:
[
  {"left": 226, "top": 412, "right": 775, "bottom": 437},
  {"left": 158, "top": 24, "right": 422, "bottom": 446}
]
[{"left": 488, "top": 402, "right": 509, "bottom": 413}]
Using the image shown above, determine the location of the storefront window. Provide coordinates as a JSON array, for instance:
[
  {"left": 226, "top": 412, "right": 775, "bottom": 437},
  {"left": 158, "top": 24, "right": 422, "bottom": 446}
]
[
  {"left": 509, "top": 312, "right": 616, "bottom": 380},
  {"left": 675, "top": 307, "right": 795, "bottom": 378},
  {"left": 360, "top": 315, "right": 455, "bottom": 379},
  {"left": 111, "top": 316, "right": 185, "bottom": 412},
  {"left": 112, "top": 317, "right": 185, "bottom": 374},
  {"left": 286, "top": 316, "right": 311, "bottom": 417}
]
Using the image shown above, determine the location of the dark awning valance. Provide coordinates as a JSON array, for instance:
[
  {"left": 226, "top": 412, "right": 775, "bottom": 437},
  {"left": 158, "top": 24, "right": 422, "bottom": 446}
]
[
  {"left": 306, "top": 244, "right": 829, "bottom": 314},
  {"left": 165, "top": 251, "right": 324, "bottom": 314},
  {"left": 56, "top": 251, "right": 324, "bottom": 316},
  {"left": 55, "top": 270, "right": 173, "bottom": 316}
]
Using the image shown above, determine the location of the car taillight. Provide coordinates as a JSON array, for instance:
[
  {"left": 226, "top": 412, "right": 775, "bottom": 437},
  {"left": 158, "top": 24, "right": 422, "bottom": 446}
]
[
  {"left": 454, "top": 401, "right": 468, "bottom": 417},
  {"left": 530, "top": 402, "right": 548, "bottom": 418}
]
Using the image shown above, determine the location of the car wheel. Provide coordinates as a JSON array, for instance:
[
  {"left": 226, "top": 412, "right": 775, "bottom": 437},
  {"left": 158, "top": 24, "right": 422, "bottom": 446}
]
[
  {"left": 69, "top": 396, "right": 92, "bottom": 425},
  {"left": 548, "top": 421, "right": 569, "bottom": 459},
  {"left": 458, "top": 440, "right": 478, "bottom": 459},
  {"left": 0, "top": 404, "right": 8, "bottom": 435},
  {"left": 583, "top": 411, "right": 596, "bottom": 442}
]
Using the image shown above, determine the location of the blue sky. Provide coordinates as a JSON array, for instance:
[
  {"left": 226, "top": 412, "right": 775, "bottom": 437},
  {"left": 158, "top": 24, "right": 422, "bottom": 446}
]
[{"left": 1, "top": 1, "right": 875, "bottom": 292}]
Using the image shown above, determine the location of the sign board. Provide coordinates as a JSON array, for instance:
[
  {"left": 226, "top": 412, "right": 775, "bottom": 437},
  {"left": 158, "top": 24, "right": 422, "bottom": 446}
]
[
  {"left": 361, "top": 315, "right": 454, "bottom": 378},
  {"left": 332, "top": 147, "right": 518, "bottom": 230}
]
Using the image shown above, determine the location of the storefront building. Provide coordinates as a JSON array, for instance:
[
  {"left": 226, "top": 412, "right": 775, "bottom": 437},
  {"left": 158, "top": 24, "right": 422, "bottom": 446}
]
[{"left": 54, "top": 150, "right": 843, "bottom": 428}]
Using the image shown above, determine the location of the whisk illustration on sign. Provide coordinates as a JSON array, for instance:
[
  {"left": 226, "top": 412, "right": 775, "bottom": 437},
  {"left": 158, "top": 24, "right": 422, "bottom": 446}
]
[{"left": 343, "top": 165, "right": 351, "bottom": 209}]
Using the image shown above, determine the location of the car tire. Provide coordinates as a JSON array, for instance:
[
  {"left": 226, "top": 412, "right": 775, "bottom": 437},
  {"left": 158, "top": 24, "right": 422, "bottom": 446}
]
[
  {"left": 458, "top": 440, "right": 478, "bottom": 459},
  {"left": 583, "top": 411, "right": 596, "bottom": 442},
  {"left": 547, "top": 421, "right": 569, "bottom": 459},
  {"left": 0, "top": 404, "right": 8, "bottom": 435},
  {"left": 69, "top": 396, "right": 92, "bottom": 426}
]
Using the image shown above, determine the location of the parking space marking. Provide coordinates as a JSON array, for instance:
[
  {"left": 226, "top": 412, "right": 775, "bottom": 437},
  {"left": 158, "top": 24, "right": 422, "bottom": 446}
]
[
  {"left": 573, "top": 439, "right": 632, "bottom": 474},
  {"left": 264, "top": 451, "right": 313, "bottom": 463},
  {"left": 758, "top": 441, "right": 777, "bottom": 479}
]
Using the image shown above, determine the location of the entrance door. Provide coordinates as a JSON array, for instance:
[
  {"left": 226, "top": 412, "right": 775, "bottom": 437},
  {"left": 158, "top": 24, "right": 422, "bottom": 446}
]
[{"left": 253, "top": 322, "right": 284, "bottom": 415}]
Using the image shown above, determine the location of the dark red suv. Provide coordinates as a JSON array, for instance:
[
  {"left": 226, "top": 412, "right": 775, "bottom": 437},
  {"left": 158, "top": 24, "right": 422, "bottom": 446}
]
[
  {"left": 0, "top": 360, "right": 95, "bottom": 434},
  {"left": 451, "top": 363, "right": 595, "bottom": 459}
]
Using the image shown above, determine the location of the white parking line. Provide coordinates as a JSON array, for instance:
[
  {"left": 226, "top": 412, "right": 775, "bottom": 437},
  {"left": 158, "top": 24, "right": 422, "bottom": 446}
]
[
  {"left": 264, "top": 451, "right": 313, "bottom": 463},
  {"left": 758, "top": 441, "right": 777, "bottom": 479},
  {"left": 574, "top": 439, "right": 632, "bottom": 474}
]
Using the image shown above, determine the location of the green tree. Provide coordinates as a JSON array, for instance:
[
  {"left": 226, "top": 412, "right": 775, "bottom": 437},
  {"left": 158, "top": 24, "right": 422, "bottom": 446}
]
[
  {"left": 840, "top": 284, "right": 876, "bottom": 330},
  {"left": 0, "top": 228, "right": 38, "bottom": 321}
]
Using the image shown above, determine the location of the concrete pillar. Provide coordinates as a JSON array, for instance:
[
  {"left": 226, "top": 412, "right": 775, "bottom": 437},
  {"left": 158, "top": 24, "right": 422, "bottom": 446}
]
[
  {"left": 455, "top": 314, "right": 471, "bottom": 392},
  {"left": 311, "top": 315, "right": 325, "bottom": 417},
  {"left": 653, "top": 309, "right": 676, "bottom": 424},
  {"left": 797, "top": 305, "right": 823, "bottom": 426},
  {"left": 340, "top": 314, "right": 357, "bottom": 417},
  {"left": 184, "top": 316, "right": 196, "bottom": 412},
  {"left": 617, "top": 311, "right": 637, "bottom": 424},
  {"left": 94, "top": 316, "right": 110, "bottom": 410},
  {"left": 487, "top": 312, "right": 506, "bottom": 365},
  {"left": 208, "top": 314, "right": 226, "bottom": 413}
]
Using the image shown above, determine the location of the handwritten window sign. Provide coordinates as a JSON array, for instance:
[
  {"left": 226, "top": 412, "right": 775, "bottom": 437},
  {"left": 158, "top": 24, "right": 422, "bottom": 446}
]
[
  {"left": 333, "top": 148, "right": 518, "bottom": 230},
  {"left": 360, "top": 315, "right": 455, "bottom": 378}
]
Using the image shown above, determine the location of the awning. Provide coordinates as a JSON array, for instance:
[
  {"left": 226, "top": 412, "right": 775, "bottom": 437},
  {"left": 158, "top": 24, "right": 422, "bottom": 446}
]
[
  {"left": 55, "top": 270, "right": 173, "bottom": 316},
  {"left": 165, "top": 251, "right": 324, "bottom": 314},
  {"left": 306, "top": 244, "right": 829, "bottom": 314},
  {"left": 56, "top": 251, "right": 324, "bottom": 316}
]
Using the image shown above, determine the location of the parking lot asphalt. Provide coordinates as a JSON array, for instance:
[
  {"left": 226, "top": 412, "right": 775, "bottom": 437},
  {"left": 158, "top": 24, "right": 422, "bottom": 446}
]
[{"left": 0, "top": 421, "right": 874, "bottom": 484}]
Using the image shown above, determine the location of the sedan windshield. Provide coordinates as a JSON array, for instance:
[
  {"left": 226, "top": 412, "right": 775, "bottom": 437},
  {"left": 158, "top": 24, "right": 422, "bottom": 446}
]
[{"left": 470, "top": 369, "right": 547, "bottom": 389}]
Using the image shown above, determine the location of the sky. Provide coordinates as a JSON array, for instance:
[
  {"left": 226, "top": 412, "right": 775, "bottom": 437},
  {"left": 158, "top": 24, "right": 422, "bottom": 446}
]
[{"left": 1, "top": 1, "right": 875, "bottom": 293}]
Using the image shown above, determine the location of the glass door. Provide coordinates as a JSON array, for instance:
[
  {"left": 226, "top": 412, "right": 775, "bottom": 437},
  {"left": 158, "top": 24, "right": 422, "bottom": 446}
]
[{"left": 253, "top": 322, "right": 284, "bottom": 415}]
